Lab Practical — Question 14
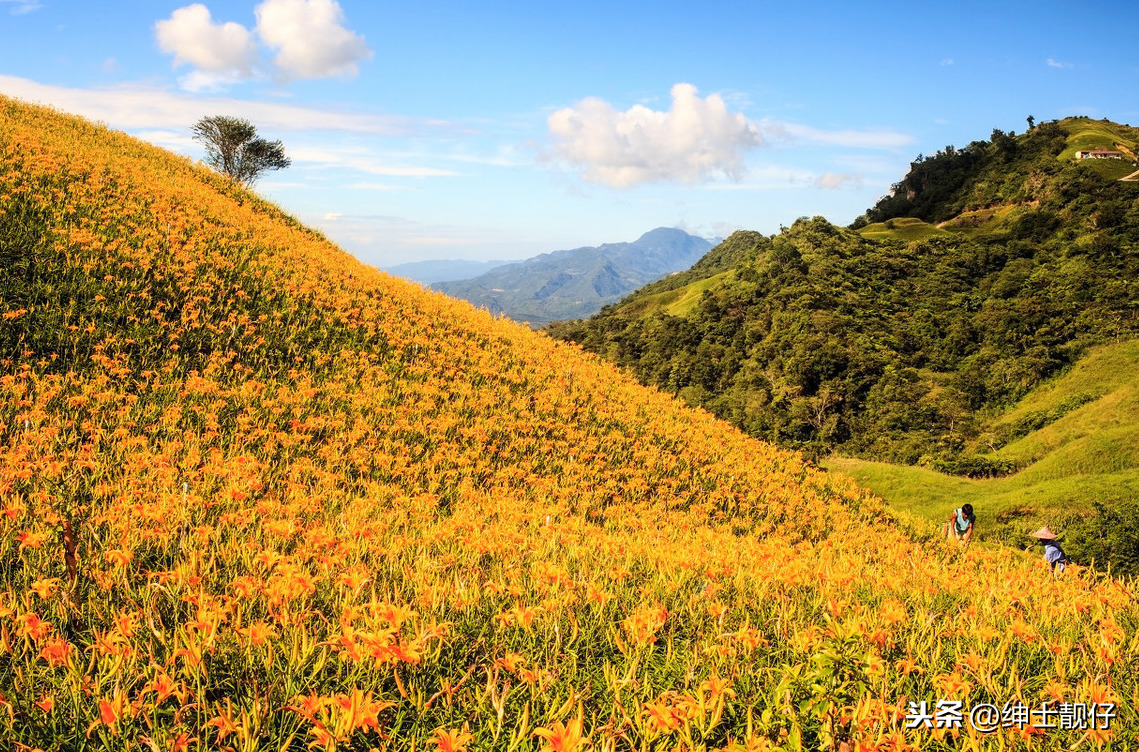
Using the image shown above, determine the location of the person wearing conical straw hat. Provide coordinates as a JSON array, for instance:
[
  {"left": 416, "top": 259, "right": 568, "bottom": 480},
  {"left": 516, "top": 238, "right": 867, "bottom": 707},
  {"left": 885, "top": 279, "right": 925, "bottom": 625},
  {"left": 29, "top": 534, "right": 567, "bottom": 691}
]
[{"left": 1031, "top": 526, "right": 1070, "bottom": 572}]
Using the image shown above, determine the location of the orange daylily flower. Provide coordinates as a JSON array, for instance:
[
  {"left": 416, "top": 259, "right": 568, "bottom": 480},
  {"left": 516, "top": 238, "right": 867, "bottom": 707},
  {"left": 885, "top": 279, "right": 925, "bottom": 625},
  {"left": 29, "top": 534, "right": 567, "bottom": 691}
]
[
  {"left": 533, "top": 717, "right": 588, "bottom": 752},
  {"left": 432, "top": 727, "right": 474, "bottom": 752}
]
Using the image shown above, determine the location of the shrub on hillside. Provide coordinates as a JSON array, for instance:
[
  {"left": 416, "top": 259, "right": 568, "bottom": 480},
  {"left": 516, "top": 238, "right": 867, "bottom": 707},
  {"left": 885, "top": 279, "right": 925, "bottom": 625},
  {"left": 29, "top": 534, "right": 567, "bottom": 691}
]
[{"left": 1068, "top": 498, "right": 1139, "bottom": 579}]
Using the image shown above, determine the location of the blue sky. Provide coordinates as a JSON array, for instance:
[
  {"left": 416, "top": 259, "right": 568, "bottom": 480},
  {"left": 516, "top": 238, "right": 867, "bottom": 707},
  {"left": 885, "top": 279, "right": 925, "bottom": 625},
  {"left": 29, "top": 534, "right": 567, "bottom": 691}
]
[{"left": 2, "top": 0, "right": 1137, "bottom": 267}]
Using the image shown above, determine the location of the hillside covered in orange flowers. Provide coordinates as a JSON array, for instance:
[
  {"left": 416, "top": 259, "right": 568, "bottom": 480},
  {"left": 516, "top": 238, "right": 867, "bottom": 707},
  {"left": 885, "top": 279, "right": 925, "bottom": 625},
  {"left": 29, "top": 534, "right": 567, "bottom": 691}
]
[{"left": 1, "top": 96, "right": 1136, "bottom": 751}]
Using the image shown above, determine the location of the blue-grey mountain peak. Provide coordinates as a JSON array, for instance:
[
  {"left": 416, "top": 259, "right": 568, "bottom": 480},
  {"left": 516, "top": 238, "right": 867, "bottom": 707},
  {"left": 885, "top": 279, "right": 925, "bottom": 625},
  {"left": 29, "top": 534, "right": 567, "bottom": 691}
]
[{"left": 431, "top": 228, "right": 716, "bottom": 327}]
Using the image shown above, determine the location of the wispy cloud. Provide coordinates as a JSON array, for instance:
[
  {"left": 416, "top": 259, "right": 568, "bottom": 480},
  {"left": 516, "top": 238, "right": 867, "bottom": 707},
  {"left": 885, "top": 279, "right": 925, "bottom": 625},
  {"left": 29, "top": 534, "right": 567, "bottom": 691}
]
[
  {"left": 815, "top": 172, "right": 863, "bottom": 189},
  {"left": 254, "top": 180, "right": 310, "bottom": 190},
  {"left": 0, "top": 74, "right": 452, "bottom": 137},
  {"left": 697, "top": 165, "right": 818, "bottom": 191},
  {"left": 761, "top": 121, "right": 914, "bottom": 149},
  {"left": 346, "top": 182, "right": 406, "bottom": 191},
  {"left": 0, "top": 0, "right": 43, "bottom": 15},
  {"left": 133, "top": 129, "right": 199, "bottom": 150},
  {"left": 304, "top": 213, "right": 547, "bottom": 265},
  {"left": 696, "top": 166, "right": 866, "bottom": 192},
  {"left": 287, "top": 145, "right": 462, "bottom": 177},
  {"left": 1046, "top": 57, "right": 1072, "bottom": 69}
]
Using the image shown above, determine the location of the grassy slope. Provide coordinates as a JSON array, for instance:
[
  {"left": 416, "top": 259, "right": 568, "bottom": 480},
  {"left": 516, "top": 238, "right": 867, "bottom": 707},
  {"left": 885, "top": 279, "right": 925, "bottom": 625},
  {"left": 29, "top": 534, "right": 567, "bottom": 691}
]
[
  {"left": 1057, "top": 119, "right": 1138, "bottom": 162},
  {"left": 826, "top": 340, "right": 1139, "bottom": 541},
  {"left": 855, "top": 218, "right": 949, "bottom": 242},
  {"left": 614, "top": 270, "right": 737, "bottom": 318},
  {"left": 3, "top": 97, "right": 1139, "bottom": 751}
]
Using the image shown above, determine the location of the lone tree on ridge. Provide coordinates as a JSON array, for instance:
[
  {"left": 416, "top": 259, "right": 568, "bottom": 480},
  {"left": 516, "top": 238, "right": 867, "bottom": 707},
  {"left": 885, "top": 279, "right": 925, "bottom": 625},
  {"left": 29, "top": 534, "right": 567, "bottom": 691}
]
[{"left": 191, "top": 115, "right": 290, "bottom": 187}]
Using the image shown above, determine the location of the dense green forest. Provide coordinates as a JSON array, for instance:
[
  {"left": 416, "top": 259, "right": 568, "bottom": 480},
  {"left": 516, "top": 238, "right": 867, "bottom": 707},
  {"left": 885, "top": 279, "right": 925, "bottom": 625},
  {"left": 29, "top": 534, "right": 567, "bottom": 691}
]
[{"left": 550, "top": 118, "right": 1139, "bottom": 473}]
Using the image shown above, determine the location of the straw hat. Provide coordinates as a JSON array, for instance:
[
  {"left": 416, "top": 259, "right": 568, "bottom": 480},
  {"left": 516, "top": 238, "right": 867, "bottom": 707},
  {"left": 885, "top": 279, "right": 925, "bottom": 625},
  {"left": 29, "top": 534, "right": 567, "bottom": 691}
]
[{"left": 1031, "top": 526, "right": 1059, "bottom": 540}]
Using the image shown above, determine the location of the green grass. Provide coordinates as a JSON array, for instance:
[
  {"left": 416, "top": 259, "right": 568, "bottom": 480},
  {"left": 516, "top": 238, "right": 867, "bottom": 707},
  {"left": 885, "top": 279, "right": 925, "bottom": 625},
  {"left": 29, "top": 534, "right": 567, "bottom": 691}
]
[
  {"left": 824, "top": 339, "right": 1139, "bottom": 543},
  {"left": 1055, "top": 119, "right": 1139, "bottom": 181},
  {"left": 856, "top": 217, "right": 950, "bottom": 241},
  {"left": 991, "top": 340, "right": 1139, "bottom": 422},
  {"left": 935, "top": 204, "right": 1024, "bottom": 235},
  {"left": 823, "top": 457, "right": 979, "bottom": 520},
  {"left": 664, "top": 270, "right": 735, "bottom": 316},
  {"left": 987, "top": 340, "right": 1139, "bottom": 464},
  {"left": 1057, "top": 118, "right": 1137, "bottom": 160},
  {"left": 1083, "top": 158, "right": 1139, "bottom": 181},
  {"left": 612, "top": 270, "right": 736, "bottom": 318},
  {"left": 825, "top": 456, "right": 1139, "bottom": 549}
]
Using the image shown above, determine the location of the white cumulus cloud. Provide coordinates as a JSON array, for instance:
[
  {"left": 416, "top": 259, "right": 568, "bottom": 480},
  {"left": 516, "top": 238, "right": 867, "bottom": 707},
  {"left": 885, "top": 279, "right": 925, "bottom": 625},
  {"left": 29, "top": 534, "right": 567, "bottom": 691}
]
[
  {"left": 155, "top": 4, "right": 259, "bottom": 91},
  {"left": 255, "top": 0, "right": 372, "bottom": 81},
  {"left": 155, "top": 0, "right": 371, "bottom": 90},
  {"left": 547, "top": 83, "right": 763, "bottom": 188}
]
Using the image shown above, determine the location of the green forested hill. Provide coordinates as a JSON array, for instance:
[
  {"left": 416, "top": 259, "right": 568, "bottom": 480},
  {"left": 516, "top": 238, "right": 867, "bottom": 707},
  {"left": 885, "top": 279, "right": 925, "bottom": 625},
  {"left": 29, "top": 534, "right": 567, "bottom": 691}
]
[
  {"left": 550, "top": 117, "right": 1139, "bottom": 565},
  {"left": 857, "top": 117, "right": 1138, "bottom": 227}
]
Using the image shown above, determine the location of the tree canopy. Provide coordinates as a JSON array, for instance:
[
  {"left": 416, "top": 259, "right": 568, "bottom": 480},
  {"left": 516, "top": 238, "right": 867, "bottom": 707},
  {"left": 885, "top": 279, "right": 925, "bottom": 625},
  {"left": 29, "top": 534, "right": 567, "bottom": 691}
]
[{"left": 191, "top": 115, "right": 290, "bottom": 186}]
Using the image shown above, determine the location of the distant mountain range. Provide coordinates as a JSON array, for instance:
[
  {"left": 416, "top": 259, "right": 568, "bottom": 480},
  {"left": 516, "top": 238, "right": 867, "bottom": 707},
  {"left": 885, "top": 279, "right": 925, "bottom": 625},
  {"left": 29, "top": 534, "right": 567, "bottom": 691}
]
[
  {"left": 429, "top": 228, "right": 716, "bottom": 327},
  {"left": 382, "top": 258, "right": 511, "bottom": 286}
]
